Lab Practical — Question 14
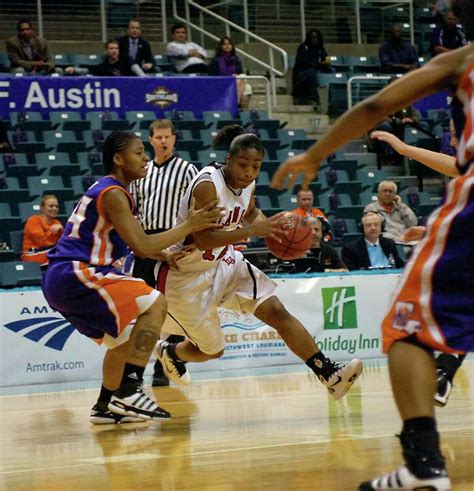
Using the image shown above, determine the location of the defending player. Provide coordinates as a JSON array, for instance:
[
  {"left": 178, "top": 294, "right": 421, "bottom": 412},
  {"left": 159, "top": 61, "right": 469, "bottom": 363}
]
[
  {"left": 271, "top": 0, "right": 473, "bottom": 487},
  {"left": 154, "top": 126, "right": 363, "bottom": 400},
  {"left": 42, "top": 131, "right": 222, "bottom": 424}
]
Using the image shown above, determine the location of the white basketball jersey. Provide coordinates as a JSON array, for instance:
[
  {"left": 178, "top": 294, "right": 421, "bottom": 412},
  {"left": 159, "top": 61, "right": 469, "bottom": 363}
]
[{"left": 172, "top": 162, "right": 255, "bottom": 272}]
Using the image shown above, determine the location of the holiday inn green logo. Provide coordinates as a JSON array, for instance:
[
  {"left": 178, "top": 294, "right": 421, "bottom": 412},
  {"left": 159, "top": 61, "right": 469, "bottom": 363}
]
[{"left": 322, "top": 286, "right": 358, "bottom": 329}]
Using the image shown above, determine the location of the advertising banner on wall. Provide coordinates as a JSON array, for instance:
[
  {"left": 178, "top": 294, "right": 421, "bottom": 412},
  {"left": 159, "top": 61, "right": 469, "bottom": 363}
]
[
  {"left": 0, "top": 273, "right": 400, "bottom": 387},
  {"left": 0, "top": 76, "right": 238, "bottom": 118}
]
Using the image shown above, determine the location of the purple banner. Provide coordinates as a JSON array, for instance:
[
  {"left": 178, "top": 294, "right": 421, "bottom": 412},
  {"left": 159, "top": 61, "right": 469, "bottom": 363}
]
[{"left": 0, "top": 76, "right": 238, "bottom": 118}]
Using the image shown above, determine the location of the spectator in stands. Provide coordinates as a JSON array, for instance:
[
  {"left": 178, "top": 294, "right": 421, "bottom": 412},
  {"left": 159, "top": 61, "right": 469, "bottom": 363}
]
[
  {"left": 379, "top": 24, "right": 419, "bottom": 74},
  {"left": 373, "top": 90, "right": 421, "bottom": 165},
  {"left": 91, "top": 39, "right": 146, "bottom": 77},
  {"left": 0, "top": 118, "right": 12, "bottom": 153},
  {"left": 364, "top": 180, "right": 418, "bottom": 241},
  {"left": 117, "top": 19, "right": 157, "bottom": 74},
  {"left": 341, "top": 211, "right": 404, "bottom": 270},
  {"left": 6, "top": 19, "right": 59, "bottom": 74},
  {"left": 292, "top": 29, "right": 332, "bottom": 106},
  {"left": 208, "top": 36, "right": 252, "bottom": 109},
  {"left": 293, "top": 217, "right": 346, "bottom": 273},
  {"left": 429, "top": 0, "right": 451, "bottom": 23},
  {"left": 292, "top": 189, "right": 332, "bottom": 241},
  {"left": 21, "top": 194, "right": 63, "bottom": 265},
  {"left": 430, "top": 9, "right": 468, "bottom": 55},
  {"left": 166, "top": 23, "right": 208, "bottom": 74},
  {"left": 129, "top": 119, "right": 198, "bottom": 387}
]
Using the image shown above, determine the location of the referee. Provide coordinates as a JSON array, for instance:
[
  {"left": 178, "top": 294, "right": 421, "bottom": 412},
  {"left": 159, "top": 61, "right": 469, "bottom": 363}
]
[{"left": 130, "top": 119, "right": 198, "bottom": 386}]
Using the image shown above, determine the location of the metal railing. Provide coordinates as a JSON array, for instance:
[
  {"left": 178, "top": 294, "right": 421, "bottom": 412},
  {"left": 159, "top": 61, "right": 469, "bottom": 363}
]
[
  {"left": 347, "top": 75, "right": 391, "bottom": 108},
  {"left": 172, "top": 0, "right": 288, "bottom": 107},
  {"left": 237, "top": 75, "right": 272, "bottom": 118}
]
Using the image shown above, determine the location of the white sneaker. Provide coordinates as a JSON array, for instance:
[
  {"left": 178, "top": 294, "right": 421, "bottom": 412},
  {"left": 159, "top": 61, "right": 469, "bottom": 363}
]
[
  {"left": 319, "top": 358, "right": 363, "bottom": 400},
  {"left": 359, "top": 464, "right": 451, "bottom": 490},
  {"left": 90, "top": 406, "right": 146, "bottom": 425},
  {"left": 108, "top": 385, "right": 171, "bottom": 421},
  {"left": 156, "top": 340, "right": 191, "bottom": 385}
]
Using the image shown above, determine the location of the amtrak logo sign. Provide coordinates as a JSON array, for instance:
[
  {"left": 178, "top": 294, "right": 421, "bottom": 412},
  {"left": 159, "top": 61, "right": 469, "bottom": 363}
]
[
  {"left": 4, "top": 317, "right": 75, "bottom": 351},
  {"left": 145, "top": 86, "right": 178, "bottom": 108}
]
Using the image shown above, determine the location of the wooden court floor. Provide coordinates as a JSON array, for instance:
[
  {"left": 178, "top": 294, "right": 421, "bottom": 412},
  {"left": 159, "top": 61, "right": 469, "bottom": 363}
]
[{"left": 1, "top": 360, "right": 473, "bottom": 490}]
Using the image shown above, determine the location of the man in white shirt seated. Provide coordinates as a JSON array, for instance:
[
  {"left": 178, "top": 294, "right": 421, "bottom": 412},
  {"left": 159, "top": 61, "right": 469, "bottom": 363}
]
[
  {"left": 166, "top": 22, "right": 208, "bottom": 74},
  {"left": 341, "top": 211, "right": 404, "bottom": 270}
]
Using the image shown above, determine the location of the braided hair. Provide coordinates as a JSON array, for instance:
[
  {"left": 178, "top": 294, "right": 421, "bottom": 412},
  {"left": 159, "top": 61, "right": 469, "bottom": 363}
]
[
  {"left": 102, "top": 131, "right": 140, "bottom": 174},
  {"left": 212, "top": 124, "right": 265, "bottom": 157}
]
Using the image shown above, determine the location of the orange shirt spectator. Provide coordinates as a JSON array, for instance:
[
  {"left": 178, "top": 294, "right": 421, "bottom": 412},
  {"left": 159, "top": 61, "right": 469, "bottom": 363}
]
[
  {"left": 21, "top": 194, "right": 63, "bottom": 264},
  {"left": 292, "top": 189, "right": 332, "bottom": 241}
]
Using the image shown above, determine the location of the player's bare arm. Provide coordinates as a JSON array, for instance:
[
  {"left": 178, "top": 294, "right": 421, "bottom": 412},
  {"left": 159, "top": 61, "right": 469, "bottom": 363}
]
[
  {"left": 103, "top": 188, "right": 221, "bottom": 258},
  {"left": 271, "top": 45, "right": 473, "bottom": 190},
  {"left": 371, "top": 131, "right": 459, "bottom": 177}
]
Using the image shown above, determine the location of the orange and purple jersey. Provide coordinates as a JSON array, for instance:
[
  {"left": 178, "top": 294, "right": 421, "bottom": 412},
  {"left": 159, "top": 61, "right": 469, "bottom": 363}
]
[
  {"left": 382, "top": 61, "right": 474, "bottom": 354},
  {"left": 48, "top": 176, "right": 133, "bottom": 266}
]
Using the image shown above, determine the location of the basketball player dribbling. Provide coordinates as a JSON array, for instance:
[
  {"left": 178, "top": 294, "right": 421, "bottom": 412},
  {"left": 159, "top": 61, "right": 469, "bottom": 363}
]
[
  {"left": 154, "top": 125, "right": 363, "bottom": 400},
  {"left": 42, "top": 131, "right": 223, "bottom": 424},
  {"left": 271, "top": 1, "right": 473, "bottom": 488}
]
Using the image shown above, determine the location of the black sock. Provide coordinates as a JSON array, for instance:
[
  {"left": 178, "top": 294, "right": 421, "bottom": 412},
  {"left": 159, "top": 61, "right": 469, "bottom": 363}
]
[
  {"left": 436, "top": 353, "right": 467, "bottom": 382},
  {"left": 167, "top": 334, "right": 185, "bottom": 344},
  {"left": 166, "top": 343, "right": 180, "bottom": 362},
  {"left": 95, "top": 385, "right": 115, "bottom": 411},
  {"left": 121, "top": 363, "right": 145, "bottom": 386},
  {"left": 403, "top": 417, "right": 437, "bottom": 434},
  {"left": 306, "top": 351, "right": 332, "bottom": 379},
  {"left": 400, "top": 417, "right": 444, "bottom": 476}
]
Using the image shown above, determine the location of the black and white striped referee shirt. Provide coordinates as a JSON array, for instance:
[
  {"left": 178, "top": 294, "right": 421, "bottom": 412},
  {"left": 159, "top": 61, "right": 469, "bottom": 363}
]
[{"left": 130, "top": 154, "right": 198, "bottom": 232}]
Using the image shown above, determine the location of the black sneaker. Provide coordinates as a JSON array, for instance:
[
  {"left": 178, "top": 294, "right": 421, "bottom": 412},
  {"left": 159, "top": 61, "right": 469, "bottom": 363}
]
[
  {"left": 155, "top": 340, "right": 191, "bottom": 385},
  {"left": 108, "top": 385, "right": 171, "bottom": 420},
  {"left": 152, "top": 373, "right": 170, "bottom": 387},
  {"left": 318, "top": 358, "right": 363, "bottom": 400},
  {"left": 434, "top": 369, "right": 452, "bottom": 408},
  {"left": 90, "top": 405, "right": 145, "bottom": 425},
  {"left": 359, "top": 464, "right": 451, "bottom": 490}
]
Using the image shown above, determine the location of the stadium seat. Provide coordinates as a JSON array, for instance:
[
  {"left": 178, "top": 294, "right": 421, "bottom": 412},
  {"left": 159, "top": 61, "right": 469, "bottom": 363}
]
[
  {"left": 335, "top": 204, "right": 365, "bottom": 220},
  {"left": 53, "top": 53, "right": 72, "bottom": 67},
  {"left": 49, "top": 111, "right": 84, "bottom": 130},
  {"left": 101, "top": 119, "right": 131, "bottom": 131},
  {"left": 9, "top": 111, "right": 50, "bottom": 129},
  {"left": 270, "top": 129, "right": 307, "bottom": 147},
  {"left": 197, "top": 150, "right": 227, "bottom": 164},
  {"left": 0, "top": 261, "right": 42, "bottom": 287},
  {"left": 319, "top": 192, "right": 352, "bottom": 215},
  {"left": 164, "top": 110, "right": 196, "bottom": 121},
  {"left": 63, "top": 200, "right": 78, "bottom": 217},
  {"left": 317, "top": 72, "right": 348, "bottom": 88},
  {"left": 9, "top": 230, "right": 23, "bottom": 258},
  {"left": 18, "top": 199, "right": 42, "bottom": 223},
  {"left": 71, "top": 175, "right": 97, "bottom": 198},
  {"left": 276, "top": 149, "right": 305, "bottom": 163},
  {"left": 27, "top": 176, "right": 74, "bottom": 201},
  {"left": 319, "top": 169, "right": 350, "bottom": 192},
  {"left": 125, "top": 111, "right": 157, "bottom": 127},
  {"left": 239, "top": 110, "right": 269, "bottom": 127},
  {"left": 277, "top": 191, "right": 298, "bottom": 211},
  {"left": 356, "top": 169, "right": 389, "bottom": 191},
  {"left": 202, "top": 111, "right": 235, "bottom": 129},
  {"left": 43, "top": 130, "right": 90, "bottom": 154},
  {"left": 327, "top": 159, "right": 359, "bottom": 180},
  {"left": 0, "top": 178, "right": 30, "bottom": 214},
  {"left": 69, "top": 54, "right": 101, "bottom": 68},
  {"left": 86, "top": 111, "right": 120, "bottom": 130}
]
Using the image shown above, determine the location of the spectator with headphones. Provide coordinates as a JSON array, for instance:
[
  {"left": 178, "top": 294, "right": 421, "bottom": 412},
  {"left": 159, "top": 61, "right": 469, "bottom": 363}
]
[
  {"left": 341, "top": 211, "right": 404, "bottom": 270},
  {"left": 292, "top": 217, "right": 347, "bottom": 273},
  {"left": 364, "top": 180, "right": 417, "bottom": 241}
]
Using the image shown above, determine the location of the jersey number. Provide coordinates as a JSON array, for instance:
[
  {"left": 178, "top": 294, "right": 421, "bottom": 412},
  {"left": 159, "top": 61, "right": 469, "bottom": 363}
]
[
  {"left": 202, "top": 245, "right": 228, "bottom": 261},
  {"left": 67, "top": 196, "right": 93, "bottom": 239}
]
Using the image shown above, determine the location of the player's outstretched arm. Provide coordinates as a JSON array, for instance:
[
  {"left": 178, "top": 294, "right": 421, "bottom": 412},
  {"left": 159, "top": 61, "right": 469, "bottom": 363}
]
[
  {"left": 271, "top": 45, "right": 472, "bottom": 190},
  {"left": 102, "top": 189, "right": 222, "bottom": 258},
  {"left": 371, "top": 130, "right": 459, "bottom": 177}
]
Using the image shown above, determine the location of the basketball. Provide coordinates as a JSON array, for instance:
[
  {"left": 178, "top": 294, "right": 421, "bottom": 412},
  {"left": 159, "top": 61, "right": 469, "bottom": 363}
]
[{"left": 265, "top": 213, "right": 313, "bottom": 260}]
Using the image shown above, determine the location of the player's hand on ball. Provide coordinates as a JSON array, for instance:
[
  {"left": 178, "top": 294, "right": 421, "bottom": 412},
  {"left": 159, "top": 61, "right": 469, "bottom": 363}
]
[
  {"left": 251, "top": 212, "right": 288, "bottom": 242},
  {"left": 271, "top": 154, "right": 319, "bottom": 190},
  {"left": 188, "top": 198, "right": 225, "bottom": 232}
]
